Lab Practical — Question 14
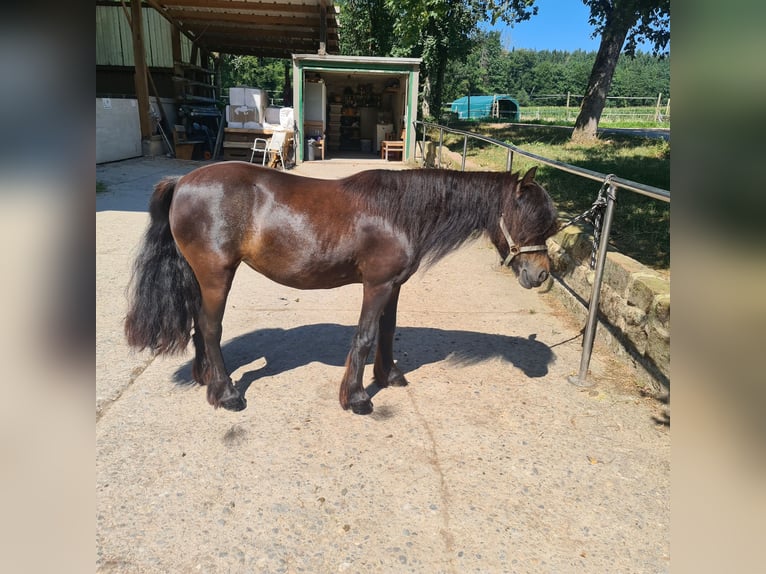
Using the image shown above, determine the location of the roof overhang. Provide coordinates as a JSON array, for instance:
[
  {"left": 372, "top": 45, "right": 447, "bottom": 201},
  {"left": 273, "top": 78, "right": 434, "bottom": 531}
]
[{"left": 143, "top": 0, "right": 340, "bottom": 59}]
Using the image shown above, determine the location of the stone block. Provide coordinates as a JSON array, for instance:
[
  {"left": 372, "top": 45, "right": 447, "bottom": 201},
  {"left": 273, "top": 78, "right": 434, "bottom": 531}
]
[
  {"left": 625, "top": 322, "right": 648, "bottom": 355},
  {"left": 552, "top": 251, "right": 574, "bottom": 275},
  {"left": 568, "top": 265, "right": 592, "bottom": 300},
  {"left": 598, "top": 283, "right": 623, "bottom": 326},
  {"left": 554, "top": 226, "right": 592, "bottom": 263},
  {"left": 646, "top": 322, "right": 670, "bottom": 379},
  {"left": 651, "top": 294, "right": 671, "bottom": 327},
  {"left": 628, "top": 273, "right": 670, "bottom": 313},
  {"left": 603, "top": 252, "right": 649, "bottom": 295}
]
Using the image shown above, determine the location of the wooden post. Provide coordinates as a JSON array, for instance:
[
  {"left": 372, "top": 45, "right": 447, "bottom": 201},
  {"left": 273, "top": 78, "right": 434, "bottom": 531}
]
[
  {"left": 566, "top": 91, "right": 570, "bottom": 120},
  {"left": 655, "top": 92, "right": 663, "bottom": 123},
  {"left": 318, "top": 0, "right": 327, "bottom": 55},
  {"left": 130, "top": 0, "right": 152, "bottom": 139},
  {"left": 171, "top": 26, "right": 183, "bottom": 101}
]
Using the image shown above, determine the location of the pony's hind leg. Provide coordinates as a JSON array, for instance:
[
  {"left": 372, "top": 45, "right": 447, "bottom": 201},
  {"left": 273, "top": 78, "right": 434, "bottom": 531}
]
[
  {"left": 373, "top": 285, "right": 409, "bottom": 388},
  {"left": 194, "top": 267, "right": 246, "bottom": 412}
]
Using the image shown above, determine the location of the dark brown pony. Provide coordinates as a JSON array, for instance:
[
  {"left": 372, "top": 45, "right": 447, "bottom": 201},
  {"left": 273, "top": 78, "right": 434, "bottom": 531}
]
[{"left": 125, "top": 162, "right": 558, "bottom": 415}]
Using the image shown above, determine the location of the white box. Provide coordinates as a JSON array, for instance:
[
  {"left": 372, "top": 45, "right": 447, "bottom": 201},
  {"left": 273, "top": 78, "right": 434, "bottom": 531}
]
[
  {"left": 264, "top": 106, "right": 281, "bottom": 125},
  {"left": 245, "top": 88, "right": 263, "bottom": 109},
  {"left": 229, "top": 87, "right": 246, "bottom": 106}
]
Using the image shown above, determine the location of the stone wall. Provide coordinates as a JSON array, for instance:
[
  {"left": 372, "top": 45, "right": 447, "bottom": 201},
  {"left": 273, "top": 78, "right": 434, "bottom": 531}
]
[{"left": 547, "top": 225, "right": 670, "bottom": 390}]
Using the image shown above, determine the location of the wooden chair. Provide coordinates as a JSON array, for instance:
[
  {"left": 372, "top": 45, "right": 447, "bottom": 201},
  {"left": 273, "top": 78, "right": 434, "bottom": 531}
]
[
  {"left": 264, "top": 131, "right": 288, "bottom": 169},
  {"left": 380, "top": 129, "right": 405, "bottom": 161}
]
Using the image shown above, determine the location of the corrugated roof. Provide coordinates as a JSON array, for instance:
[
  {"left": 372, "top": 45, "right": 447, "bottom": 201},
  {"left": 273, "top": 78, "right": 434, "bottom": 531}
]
[{"left": 138, "top": 0, "right": 340, "bottom": 58}]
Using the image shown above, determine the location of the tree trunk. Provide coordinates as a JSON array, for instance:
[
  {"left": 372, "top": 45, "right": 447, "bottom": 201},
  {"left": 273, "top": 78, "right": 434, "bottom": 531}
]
[
  {"left": 571, "top": 16, "right": 631, "bottom": 143},
  {"left": 432, "top": 50, "right": 448, "bottom": 122},
  {"left": 421, "top": 76, "right": 431, "bottom": 119}
]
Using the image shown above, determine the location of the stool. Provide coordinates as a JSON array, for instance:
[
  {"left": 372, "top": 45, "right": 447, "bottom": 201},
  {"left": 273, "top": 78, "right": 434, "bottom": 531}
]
[{"left": 380, "top": 130, "right": 405, "bottom": 161}]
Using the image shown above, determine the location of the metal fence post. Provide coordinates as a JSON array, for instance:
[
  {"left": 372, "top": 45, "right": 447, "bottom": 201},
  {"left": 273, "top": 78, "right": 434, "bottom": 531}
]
[
  {"left": 506, "top": 148, "right": 513, "bottom": 172},
  {"left": 567, "top": 183, "right": 618, "bottom": 387},
  {"left": 461, "top": 135, "right": 468, "bottom": 171}
]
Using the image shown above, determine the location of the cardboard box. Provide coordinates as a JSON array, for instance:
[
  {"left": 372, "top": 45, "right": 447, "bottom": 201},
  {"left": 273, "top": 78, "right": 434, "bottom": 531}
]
[
  {"left": 229, "top": 87, "right": 246, "bottom": 106},
  {"left": 226, "top": 105, "right": 260, "bottom": 127}
]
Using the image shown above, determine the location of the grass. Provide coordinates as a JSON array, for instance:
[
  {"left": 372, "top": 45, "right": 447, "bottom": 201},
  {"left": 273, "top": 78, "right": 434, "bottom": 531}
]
[{"left": 429, "top": 122, "right": 670, "bottom": 270}]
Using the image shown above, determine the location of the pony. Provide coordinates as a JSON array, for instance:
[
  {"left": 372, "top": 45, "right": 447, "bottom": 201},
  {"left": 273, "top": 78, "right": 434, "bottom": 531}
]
[{"left": 125, "top": 163, "right": 558, "bottom": 415}]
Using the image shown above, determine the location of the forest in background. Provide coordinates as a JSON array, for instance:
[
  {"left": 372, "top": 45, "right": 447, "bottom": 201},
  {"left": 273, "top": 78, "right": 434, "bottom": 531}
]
[{"left": 442, "top": 32, "right": 669, "bottom": 108}]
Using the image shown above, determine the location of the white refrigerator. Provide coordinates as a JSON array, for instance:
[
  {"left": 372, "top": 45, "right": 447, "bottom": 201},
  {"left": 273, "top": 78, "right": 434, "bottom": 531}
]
[{"left": 303, "top": 81, "right": 326, "bottom": 128}]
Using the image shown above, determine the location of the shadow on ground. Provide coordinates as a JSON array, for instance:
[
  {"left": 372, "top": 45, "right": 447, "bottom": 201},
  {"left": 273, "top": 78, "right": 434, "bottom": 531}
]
[{"left": 173, "top": 323, "right": 555, "bottom": 398}]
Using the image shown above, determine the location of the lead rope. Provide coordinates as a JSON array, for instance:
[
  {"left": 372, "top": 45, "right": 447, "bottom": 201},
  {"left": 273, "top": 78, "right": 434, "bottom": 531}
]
[{"left": 559, "top": 174, "right": 616, "bottom": 269}]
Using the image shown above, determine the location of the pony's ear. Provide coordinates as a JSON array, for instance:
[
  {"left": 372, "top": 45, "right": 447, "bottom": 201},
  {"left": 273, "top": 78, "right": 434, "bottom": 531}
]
[
  {"left": 521, "top": 166, "right": 537, "bottom": 186},
  {"left": 515, "top": 166, "right": 538, "bottom": 198}
]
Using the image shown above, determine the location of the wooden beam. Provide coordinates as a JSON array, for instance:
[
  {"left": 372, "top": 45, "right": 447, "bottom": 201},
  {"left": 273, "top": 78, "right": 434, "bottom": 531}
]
[
  {"left": 130, "top": 0, "right": 153, "bottom": 139},
  {"left": 319, "top": 0, "right": 327, "bottom": 55}
]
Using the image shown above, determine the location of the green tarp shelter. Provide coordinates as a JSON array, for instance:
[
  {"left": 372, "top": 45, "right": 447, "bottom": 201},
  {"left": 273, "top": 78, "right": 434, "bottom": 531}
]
[{"left": 450, "top": 95, "right": 520, "bottom": 121}]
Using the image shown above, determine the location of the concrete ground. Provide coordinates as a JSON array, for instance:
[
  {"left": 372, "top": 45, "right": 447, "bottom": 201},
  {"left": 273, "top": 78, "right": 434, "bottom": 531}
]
[{"left": 96, "top": 156, "right": 669, "bottom": 573}]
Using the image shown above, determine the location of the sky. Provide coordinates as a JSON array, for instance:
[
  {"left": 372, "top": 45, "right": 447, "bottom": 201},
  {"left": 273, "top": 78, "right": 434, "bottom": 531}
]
[{"left": 482, "top": 1, "right": 653, "bottom": 53}]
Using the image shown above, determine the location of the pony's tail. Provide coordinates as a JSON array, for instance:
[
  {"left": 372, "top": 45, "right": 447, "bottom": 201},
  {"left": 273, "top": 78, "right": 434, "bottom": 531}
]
[{"left": 124, "top": 176, "right": 201, "bottom": 355}]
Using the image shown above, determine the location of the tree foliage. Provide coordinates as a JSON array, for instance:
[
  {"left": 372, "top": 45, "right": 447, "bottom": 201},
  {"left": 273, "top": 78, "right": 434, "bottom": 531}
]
[
  {"left": 337, "top": 0, "right": 396, "bottom": 56},
  {"left": 336, "top": 0, "right": 537, "bottom": 119},
  {"left": 442, "top": 33, "right": 669, "bottom": 108},
  {"left": 219, "top": 1, "right": 669, "bottom": 132},
  {"left": 572, "top": 0, "right": 670, "bottom": 141},
  {"left": 217, "top": 55, "right": 289, "bottom": 105},
  {"left": 336, "top": 0, "right": 669, "bottom": 132}
]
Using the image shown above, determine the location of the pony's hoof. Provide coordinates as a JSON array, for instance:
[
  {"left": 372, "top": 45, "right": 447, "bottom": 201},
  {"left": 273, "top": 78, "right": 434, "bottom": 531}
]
[
  {"left": 373, "top": 369, "right": 409, "bottom": 388},
  {"left": 389, "top": 374, "right": 409, "bottom": 387},
  {"left": 220, "top": 395, "right": 247, "bottom": 412},
  {"left": 350, "top": 399, "right": 373, "bottom": 415}
]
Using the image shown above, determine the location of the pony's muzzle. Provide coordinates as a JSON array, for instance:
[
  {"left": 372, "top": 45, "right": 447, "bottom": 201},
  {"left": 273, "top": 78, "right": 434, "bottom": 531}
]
[{"left": 519, "top": 266, "right": 549, "bottom": 289}]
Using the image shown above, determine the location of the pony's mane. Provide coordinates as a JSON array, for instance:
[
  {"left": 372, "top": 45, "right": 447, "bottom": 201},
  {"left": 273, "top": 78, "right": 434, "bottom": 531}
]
[{"left": 340, "top": 169, "right": 516, "bottom": 265}]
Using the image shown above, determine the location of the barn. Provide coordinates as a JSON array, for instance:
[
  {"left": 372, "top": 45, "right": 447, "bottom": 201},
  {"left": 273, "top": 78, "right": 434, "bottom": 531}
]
[{"left": 95, "top": 1, "right": 420, "bottom": 164}]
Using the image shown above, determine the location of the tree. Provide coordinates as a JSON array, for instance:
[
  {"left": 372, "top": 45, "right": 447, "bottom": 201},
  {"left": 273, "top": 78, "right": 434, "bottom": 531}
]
[
  {"left": 336, "top": 0, "right": 395, "bottom": 56},
  {"left": 571, "top": 0, "right": 669, "bottom": 142},
  {"left": 383, "top": 0, "right": 537, "bottom": 120}
]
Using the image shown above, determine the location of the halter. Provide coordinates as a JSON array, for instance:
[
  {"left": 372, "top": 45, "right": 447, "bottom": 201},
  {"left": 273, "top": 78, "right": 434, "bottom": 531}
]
[{"left": 499, "top": 216, "right": 549, "bottom": 267}]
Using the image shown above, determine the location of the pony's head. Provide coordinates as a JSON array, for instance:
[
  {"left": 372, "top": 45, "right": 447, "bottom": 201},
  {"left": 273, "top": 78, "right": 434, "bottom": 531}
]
[{"left": 492, "top": 167, "right": 559, "bottom": 289}]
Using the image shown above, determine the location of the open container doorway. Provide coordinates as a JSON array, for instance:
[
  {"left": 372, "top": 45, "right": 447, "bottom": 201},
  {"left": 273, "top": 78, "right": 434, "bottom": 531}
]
[{"left": 292, "top": 54, "right": 421, "bottom": 163}]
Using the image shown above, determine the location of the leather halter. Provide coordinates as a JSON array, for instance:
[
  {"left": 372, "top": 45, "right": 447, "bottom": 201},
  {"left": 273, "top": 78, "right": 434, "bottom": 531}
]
[{"left": 499, "top": 216, "right": 549, "bottom": 267}]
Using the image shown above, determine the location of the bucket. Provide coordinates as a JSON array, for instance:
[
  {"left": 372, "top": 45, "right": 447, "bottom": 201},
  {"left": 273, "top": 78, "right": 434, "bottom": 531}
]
[
  {"left": 360, "top": 139, "right": 372, "bottom": 153},
  {"left": 306, "top": 143, "right": 316, "bottom": 161},
  {"left": 142, "top": 134, "right": 165, "bottom": 156}
]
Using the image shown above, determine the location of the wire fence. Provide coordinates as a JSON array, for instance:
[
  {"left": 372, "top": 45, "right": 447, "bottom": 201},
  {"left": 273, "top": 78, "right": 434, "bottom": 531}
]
[{"left": 523, "top": 93, "right": 670, "bottom": 125}]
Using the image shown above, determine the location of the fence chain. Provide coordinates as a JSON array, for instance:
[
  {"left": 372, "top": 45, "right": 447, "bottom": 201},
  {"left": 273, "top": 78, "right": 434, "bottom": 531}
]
[{"left": 559, "top": 175, "right": 616, "bottom": 269}]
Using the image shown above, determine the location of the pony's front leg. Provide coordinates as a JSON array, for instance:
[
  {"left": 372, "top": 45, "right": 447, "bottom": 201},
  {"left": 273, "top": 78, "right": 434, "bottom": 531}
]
[
  {"left": 373, "top": 284, "right": 409, "bottom": 388},
  {"left": 339, "top": 282, "right": 393, "bottom": 414}
]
